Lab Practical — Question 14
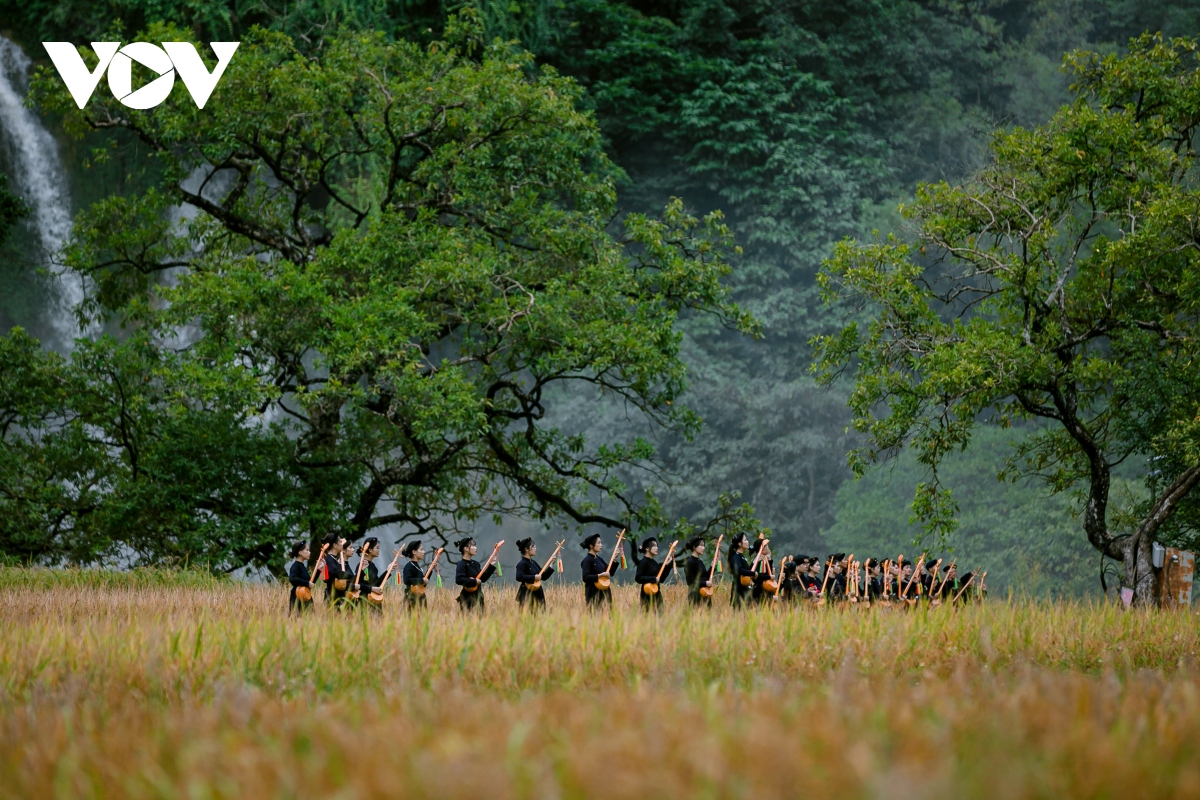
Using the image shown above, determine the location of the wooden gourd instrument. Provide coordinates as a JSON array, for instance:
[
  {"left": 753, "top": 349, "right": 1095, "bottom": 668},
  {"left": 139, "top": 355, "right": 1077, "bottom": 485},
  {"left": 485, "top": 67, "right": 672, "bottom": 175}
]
[
  {"left": 529, "top": 539, "right": 566, "bottom": 591},
  {"left": 902, "top": 556, "right": 925, "bottom": 606},
  {"left": 763, "top": 553, "right": 787, "bottom": 597},
  {"left": 462, "top": 540, "right": 505, "bottom": 592},
  {"left": 294, "top": 543, "right": 328, "bottom": 603},
  {"left": 760, "top": 553, "right": 778, "bottom": 596},
  {"left": 333, "top": 551, "right": 349, "bottom": 592},
  {"left": 951, "top": 569, "right": 978, "bottom": 604},
  {"left": 743, "top": 538, "right": 769, "bottom": 587},
  {"left": 838, "top": 553, "right": 855, "bottom": 604},
  {"left": 878, "top": 559, "right": 893, "bottom": 608},
  {"left": 928, "top": 558, "right": 943, "bottom": 592},
  {"left": 698, "top": 534, "right": 724, "bottom": 598},
  {"left": 929, "top": 558, "right": 954, "bottom": 607},
  {"left": 346, "top": 544, "right": 371, "bottom": 601},
  {"left": 367, "top": 552, "right": 402, "bottom": 606},
  {"left": 593, "top": 529, "right": 626, "bottom": 591},
  {"left": 409, "top": 547, "right": 445, "bottom": 597},
  {"left": 641, "top": 540, "right": 678, "bottom": 595},
  {"left": 743, "top": 534, "right": 767, "bottom": 587},
  {"left": 815, "top": 557, "right": 834, "bottom": 606},
  {"left": 911, "top": 557, "right": 941, "bottom": 607}
]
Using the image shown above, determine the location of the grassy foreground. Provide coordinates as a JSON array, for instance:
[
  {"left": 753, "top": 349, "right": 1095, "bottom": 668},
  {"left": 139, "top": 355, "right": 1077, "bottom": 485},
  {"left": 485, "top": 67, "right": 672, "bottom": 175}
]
[{"left": 0, "top": 569, "right": 1198, "bottom": 798}]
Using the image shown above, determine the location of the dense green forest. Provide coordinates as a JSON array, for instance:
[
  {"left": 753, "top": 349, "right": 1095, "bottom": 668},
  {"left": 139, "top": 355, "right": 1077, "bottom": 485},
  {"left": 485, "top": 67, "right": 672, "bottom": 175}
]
[{"left": 1, "top": 0, "right": 1197, "bottom": 594}]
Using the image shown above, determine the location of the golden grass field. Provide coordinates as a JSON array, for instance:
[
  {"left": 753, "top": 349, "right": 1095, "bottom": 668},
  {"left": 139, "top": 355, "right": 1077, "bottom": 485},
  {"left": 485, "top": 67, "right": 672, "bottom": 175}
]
[{"left": 1, "top": 568, "right": 1198, "bottom": 799}]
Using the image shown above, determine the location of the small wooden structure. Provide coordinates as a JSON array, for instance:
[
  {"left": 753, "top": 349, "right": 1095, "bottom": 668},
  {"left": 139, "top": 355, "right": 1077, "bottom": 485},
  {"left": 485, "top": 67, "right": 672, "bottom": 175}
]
[{"left": 1157, "top": 548, "right": 1195, "bottom": 609}]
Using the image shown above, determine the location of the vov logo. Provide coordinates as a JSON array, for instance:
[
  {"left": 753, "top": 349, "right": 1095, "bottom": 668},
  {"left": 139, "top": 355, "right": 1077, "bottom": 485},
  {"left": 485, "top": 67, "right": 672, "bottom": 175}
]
[{"left": 42, "top": 42, "right": 240, "bottom": 110}]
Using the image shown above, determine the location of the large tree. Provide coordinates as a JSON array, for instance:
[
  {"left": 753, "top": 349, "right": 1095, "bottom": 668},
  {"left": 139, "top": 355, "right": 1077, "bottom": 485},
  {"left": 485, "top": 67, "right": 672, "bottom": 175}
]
[
  {"left": 10, "top": 16, "right": 762, "bottom": 570},
  {"left": 0, "top": 328, "right": 308, "bottom": 568},
  {"left": 814, "top": 34, "right": 1200, "bottom": 605}
]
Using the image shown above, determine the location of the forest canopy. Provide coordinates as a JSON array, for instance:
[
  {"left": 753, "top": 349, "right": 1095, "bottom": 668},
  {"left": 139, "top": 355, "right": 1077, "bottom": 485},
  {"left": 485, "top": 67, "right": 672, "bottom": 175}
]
[
  {"left": 1, "top": 19, "right": 766, "bottom": 571},
  {"left": 0, "top": 0, "right": 1197, "bottom": 592},
  {"left": 815, "top": 34, "right": 1200, "bottom": 604}
]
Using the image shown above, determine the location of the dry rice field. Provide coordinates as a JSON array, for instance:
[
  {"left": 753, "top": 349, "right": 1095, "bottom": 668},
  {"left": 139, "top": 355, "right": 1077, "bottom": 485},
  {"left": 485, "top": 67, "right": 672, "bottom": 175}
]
[{"left": 1, "top": 568, "right": 1198, "bottom": 799}]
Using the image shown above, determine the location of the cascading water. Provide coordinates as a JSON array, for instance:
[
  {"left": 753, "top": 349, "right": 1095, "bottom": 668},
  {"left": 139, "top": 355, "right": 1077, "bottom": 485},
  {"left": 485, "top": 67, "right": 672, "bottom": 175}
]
[{"left": 0, "top": 36, "right": 84, "bottom": 348}]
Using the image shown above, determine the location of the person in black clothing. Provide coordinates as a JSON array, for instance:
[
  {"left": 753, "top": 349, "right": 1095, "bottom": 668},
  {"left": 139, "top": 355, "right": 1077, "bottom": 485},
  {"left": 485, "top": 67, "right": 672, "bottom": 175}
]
[
  {"left": 778, "top": 557, "right": 803, "bottom": 603},
  {"left": 937, "top": 563, "right": 959, "bottom": 602},
  {"left": 401, "top": 540, "right": 428, "bottom": 611},
  {"left": 288, "top": 540, "right": 316, "bottom": 615},
  {"left": 514, "top": 538, "right": 553, "bottom": 611},
  {"left": 354, "top": 537, "right": 383, "bottom": 614},
  {"left": 798, "top": 557, "right": 814, "bottom": 598},
  {"left": 953, "top": 568, "right": 984, "bottom": 603},
  {"left": 455, "top": 536, "right": 497, "bottom": 612},
  {"left": 804, "top": 557, "right": 819, "bottom": 594},
  {"left": 728, "top": 533, "right": 756, "bottom": 608},
  {"left": 581, "top": 533, "right": 614, "bottom": 610},
  {"left": 805, "top": 557, "right": 823, "bottom": 596},
  {"left": 321, "top": 533, "right": 351, "bottom": 608},
  {"left": 683, "top": 536, "right": 713, "bottom": 607},
  {"left": 919, "top": 557, "right": 938, "bottom": 599},
  {"left": 749, "top": 538, "right": 775, "bottom": 605},
  {"left": 898, "top": 560, "right": 918, "bottom": 600},
  {"left": 634, "top": 538, "right": 672, "bottom": 612},
  {"left": 796, "top": 556, "right": 819, "bottom": 595},
  {"left": 888, "top": 560, "right": 903, "bottom": 599},
  {"left": 827, "top": 554, "right": 848, "bottom": 600},
  {"left": 865, "top": 558, "right": 884, "bottom": 600}
]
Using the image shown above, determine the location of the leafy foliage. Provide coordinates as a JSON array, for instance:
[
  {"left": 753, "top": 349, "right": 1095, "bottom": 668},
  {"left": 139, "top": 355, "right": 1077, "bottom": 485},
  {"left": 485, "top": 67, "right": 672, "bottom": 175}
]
[
  {"left": 814, "top": 34, "right": 1200, "bottom": 601},
  {"left": 12, "top": 19, "right": 759, "bottom": 571},
  {"left": 6, "top": 0, "right": 1200, "bottom": 581},
  {"left": 824, "top": 426, "right": 1118, "bottom": 598},
  {"left": 0, "top": 327, "right": 311, "bottom": 569}
]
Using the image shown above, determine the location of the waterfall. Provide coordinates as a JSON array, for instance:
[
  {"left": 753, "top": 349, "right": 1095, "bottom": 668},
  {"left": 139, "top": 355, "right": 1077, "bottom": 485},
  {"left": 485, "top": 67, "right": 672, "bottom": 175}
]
[{"left": 0, "top": 36, "right": 84, "bottom": 348}]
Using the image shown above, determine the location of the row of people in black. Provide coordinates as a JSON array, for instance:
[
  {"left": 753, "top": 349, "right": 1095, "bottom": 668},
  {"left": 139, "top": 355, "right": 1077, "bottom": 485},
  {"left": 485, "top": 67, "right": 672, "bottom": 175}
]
[{"left": 287, "top": 531, "right": 985, "bottom": 614}]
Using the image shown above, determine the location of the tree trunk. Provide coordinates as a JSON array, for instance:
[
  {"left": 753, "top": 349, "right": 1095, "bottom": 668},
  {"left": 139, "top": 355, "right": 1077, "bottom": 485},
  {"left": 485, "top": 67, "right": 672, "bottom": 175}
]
[
  {"left": 1120, "top": 531, "right": 1157, "bottom": 606},
  {"left": 1118, "top": 464, "right": 1200, "bottom": 606}
]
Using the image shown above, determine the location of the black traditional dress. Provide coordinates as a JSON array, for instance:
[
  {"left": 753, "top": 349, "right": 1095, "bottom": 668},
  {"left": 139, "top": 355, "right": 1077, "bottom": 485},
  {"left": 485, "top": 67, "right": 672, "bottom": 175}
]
[
  {"left": 515, "top": 556, "right": 551, "bottom": 610},
  {"left": 288, "top": 560, "right": 312, "bottom": 614},
  {"left": 729, "top": 551, "right": 755, "bottom": 608},
  {"left": 402, "top": 560, "right": 427, "bottom": 610},
  {"left": 635, "top": 555, "right": 671, "bottom": 612},
  {"left": 455, "top": 558, "right": 497, "bottom": 612},
  {"left": 323, "top": 553, "right": 350, "bottom": 608},
  {"left": 751, "top": 558, "right": 775, "bottom": 605},
  {"left": 357, "top": 559, "right": 383, "bottom": 613},
  {"left": 684, "top": 555, "right": 712, "bottom": 607},
  {"left": 581, "top": 553, "right": 612, "bottom": 609}
]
